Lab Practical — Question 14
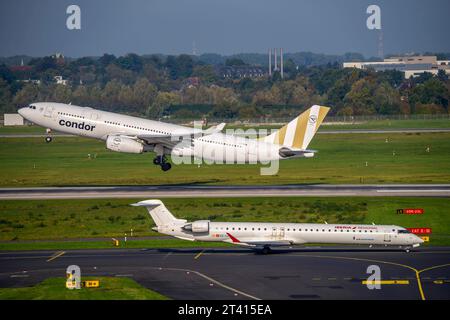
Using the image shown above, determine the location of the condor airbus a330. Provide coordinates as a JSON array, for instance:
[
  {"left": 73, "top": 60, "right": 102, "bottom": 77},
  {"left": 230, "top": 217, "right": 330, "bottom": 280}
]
[
  {"left": 18, "top": 102, "right": 329, "bottom": 171},
  {"left": 133, "top": 200, "right": 424, "bottom": 253}
]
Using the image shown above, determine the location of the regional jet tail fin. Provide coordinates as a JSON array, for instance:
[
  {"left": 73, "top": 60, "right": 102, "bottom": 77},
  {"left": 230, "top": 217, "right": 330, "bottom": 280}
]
[
  {"left": 262, "top": 105, "right": 330, "bottom": 149},
  {"left": 131, "top": 199, "right": 186, "bottom": 227}
]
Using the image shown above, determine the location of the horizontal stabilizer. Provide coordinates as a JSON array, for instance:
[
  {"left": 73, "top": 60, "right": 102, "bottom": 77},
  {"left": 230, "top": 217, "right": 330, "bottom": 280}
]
[{"left": 279, "top": 147, "right": 317, "bottom": 158}]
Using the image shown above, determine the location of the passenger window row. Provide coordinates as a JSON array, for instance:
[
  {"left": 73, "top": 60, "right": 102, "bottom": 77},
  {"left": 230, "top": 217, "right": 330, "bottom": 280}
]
[
  {"left": 103, "top": 120, "right": 169, "bottom": 135},
  {"left": 200, "top": 139, "right": 242, "bottom": 148},
  {"left": 58, "top": 112, "right": 84, "bottom": 119},
  {"left": 212, "top": 227, "right": 376, "bottom": 233}
]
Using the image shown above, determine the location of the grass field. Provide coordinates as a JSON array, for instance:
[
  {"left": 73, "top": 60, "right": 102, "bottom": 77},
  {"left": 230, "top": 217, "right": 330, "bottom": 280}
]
[
  {"left": 228, "top": 118, "right": 450, "bottom": 131},
  {"left": 0, "top": 277, "right": 168, "bottom": 300},
  {"left": 0, "top": 132, "right": 449, "bottom": 186},
  {"left": 0, "top": 197, "right": 448, "bottom": 247}
]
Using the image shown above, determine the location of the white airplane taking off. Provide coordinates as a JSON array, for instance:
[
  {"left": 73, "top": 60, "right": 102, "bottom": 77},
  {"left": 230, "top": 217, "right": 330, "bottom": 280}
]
[
  {"left": 18, "top": 102, "right": 330, "bottom": 171},
  {"left": 132, "top": 199, "right": 424, "bottom": 253}
]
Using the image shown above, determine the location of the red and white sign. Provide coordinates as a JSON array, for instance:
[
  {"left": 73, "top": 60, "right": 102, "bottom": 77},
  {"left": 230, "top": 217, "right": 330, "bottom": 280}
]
[
  {"left": 406, "top": 228, "right": 432, "bottom": 234},
  {"left": 397, "top": 208, "right": 424, "bottom": 215}
]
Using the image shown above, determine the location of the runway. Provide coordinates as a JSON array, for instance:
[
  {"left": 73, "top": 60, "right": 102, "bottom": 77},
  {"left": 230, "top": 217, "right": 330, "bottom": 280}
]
[
  {"left": 1, "top": 128, "right": 450, "bottom": 139},
  {"left": 1, "top": 184, "right": 450, "bottom": 199},
  {"left": 0, "top": 247, "right": 449, "bottom": 300}
]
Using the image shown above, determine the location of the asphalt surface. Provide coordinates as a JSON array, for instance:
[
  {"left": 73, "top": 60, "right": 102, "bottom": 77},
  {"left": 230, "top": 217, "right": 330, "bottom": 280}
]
[
  {"left": 1, "top": 184, "right": 450, "bottom": 199},
  {"left": 0, "top": 246, "right": 449, "bottom": 300},
  {"left": 1, "top": 128, "right": 450, "bottom": 138}
]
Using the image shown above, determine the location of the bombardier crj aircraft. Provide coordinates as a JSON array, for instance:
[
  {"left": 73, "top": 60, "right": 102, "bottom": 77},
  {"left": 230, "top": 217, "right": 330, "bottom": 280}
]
[
  {"left": 133, "top": 199, "right": 424, "bottom": 254},
  {"left": 18, "top": 102, "right": 329, "bottom": 171}
]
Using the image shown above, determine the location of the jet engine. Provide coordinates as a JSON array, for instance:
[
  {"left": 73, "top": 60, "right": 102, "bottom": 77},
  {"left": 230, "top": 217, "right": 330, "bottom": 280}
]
[
  {"left": 182, "top": 220, "right": 210, "bottom": 233},
  {"left": 106, "top": 136, "right": 144, "bottom": 154}
]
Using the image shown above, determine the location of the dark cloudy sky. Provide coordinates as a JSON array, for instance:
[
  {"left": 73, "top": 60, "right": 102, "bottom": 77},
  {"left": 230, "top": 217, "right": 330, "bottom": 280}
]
[{"left": 0, "top": 0, "right": 448, "bottom": 57}]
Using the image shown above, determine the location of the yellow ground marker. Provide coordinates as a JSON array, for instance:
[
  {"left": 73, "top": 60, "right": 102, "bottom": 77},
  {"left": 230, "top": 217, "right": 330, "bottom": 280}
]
[
  {"left": 46, "top": 251, "right": 65, "bottom": 262},
  {"left": 194, "top": 250, "right": 205, "bottom": 260},
  {"left": 362, "top": 280, "right": 410, "bottom": 285}
]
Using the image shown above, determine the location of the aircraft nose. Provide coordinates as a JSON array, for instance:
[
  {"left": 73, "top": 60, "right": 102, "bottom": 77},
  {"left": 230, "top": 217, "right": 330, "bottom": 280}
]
[
  {"left": 17, "top": 107, "right": 25, "bottom": 116},
  {"left": 415, "top": 235, "right": 424, "bottom": 244},
  {"left": 17, "top": 106, "right": 29, "bottom": 118}
]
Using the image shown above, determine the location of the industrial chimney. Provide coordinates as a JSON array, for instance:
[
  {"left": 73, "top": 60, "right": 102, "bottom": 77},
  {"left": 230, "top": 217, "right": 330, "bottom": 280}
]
[
  {"left": 274, "top": 48, "right": 278, "bottom": 71},
  {"left": 280, "top": 48, "right": 284, "bottom": 79},
  {"left": 268, "top": 48, "right": 272, "bottom": 76}
]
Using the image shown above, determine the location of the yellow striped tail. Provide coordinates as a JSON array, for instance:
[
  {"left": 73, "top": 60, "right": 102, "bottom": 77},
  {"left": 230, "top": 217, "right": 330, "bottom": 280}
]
[{"left": 262, "top": 105, "right": 330, "bottom": 149}]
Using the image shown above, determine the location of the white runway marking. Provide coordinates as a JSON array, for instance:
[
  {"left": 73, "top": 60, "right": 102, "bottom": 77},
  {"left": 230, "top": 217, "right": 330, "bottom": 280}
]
[{"left": 377, "top": 190, "right": 450, "bottom": 193}]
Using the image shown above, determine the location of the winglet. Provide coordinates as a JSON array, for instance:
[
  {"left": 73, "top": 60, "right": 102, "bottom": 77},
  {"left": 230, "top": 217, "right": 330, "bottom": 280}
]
[{"left": 226, "top": 233, "right": 241, "bottom": 243}]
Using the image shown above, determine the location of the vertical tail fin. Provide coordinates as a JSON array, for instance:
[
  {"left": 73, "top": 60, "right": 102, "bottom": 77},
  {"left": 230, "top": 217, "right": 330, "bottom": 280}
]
[
  {"left": 262, "top": 105, "right": 330, "bottom": 149},
  {"left": 131, "top": 200, "right": 186, "bottom": 227}
]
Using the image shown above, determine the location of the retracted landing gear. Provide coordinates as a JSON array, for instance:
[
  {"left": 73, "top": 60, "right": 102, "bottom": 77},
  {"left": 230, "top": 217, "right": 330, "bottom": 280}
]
[{"left": 153, "top": 155, "right": 172, "bottom": 171}]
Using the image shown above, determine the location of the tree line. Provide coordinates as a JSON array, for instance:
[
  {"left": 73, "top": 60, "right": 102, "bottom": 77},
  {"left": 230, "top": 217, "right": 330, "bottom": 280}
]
[{"left": 0, "top": 53, "right": 449, "bottom": 120}]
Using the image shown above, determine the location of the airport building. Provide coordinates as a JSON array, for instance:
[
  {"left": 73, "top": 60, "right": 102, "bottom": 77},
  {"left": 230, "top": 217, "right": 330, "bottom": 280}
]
[
  {"left": 3, "top": 113, "right": 24, "bottom": 126},
  {"left": 343, "top": 55, "right": 450, "bottom": 78}
]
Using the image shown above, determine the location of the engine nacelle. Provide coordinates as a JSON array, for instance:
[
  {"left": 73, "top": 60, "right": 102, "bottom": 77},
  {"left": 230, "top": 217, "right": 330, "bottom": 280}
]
[
  {"left": 183, "top": 220, "right": 210, "bottom": 233},
  {"left": 106, "top": 136, "right": 144, "bottom": 154}
]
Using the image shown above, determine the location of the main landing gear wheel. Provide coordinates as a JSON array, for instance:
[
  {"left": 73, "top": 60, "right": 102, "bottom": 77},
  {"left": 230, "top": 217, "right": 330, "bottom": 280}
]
[
  {"left": 153, "top": 155, "right": 172, "bottom": 171},
  {"left": 153, "top": 156, "right": 161, "bottom": 165},
  {"left": 161, "top": 163, "right": 172, "bottom": 171},
  {"left": 45, "top": 136, "right": 53, "bottom": 143},
  {"left": 261, "top": 247, "right": 271, "bottom": 255}
]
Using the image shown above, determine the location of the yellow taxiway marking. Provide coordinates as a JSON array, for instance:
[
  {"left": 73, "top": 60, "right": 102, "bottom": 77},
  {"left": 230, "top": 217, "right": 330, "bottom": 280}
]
[
  {"left": 46, "top": 251, "right": 65, "bottom": 262},
  {"left": 362, "top": 280, "right": 409, "bottom": 285},
  {"left": 433, "top": 280, "right": 450, "bottom": 285},
  {"left": 287, "top": 253, "right": 450, "bottom": 301},
  {"left": 194, "top": 250, "right": 205, "bottom": 260}
]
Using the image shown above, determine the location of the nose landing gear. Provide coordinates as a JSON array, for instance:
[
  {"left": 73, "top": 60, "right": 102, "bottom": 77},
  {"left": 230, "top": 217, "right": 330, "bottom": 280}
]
[
  {"left": 45, "top": 128, "right": 52, "bottom": 143},
  {"left": 153, "top": 155, "right": 172, "bottom": 171}
]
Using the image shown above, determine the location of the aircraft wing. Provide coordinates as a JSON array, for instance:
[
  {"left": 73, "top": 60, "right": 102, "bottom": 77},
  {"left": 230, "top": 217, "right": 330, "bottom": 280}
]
[
  {"left": 137, "top": 133, "right": 194, "bottom": 149},
  {"left": 204, "top": 123, "right": 226, "bottom": 134},
  {"left": 225, "top": 233, "right": 293, "bottom": 248}
]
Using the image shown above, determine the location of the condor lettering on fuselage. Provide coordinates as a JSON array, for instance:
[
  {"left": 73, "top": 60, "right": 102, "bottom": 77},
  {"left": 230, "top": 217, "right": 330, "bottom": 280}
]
[{"left": 59, "top": 119, "right": 95, "bottom": 131}]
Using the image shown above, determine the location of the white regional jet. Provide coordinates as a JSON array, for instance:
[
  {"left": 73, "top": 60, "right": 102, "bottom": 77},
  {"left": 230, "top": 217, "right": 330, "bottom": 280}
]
[
  {"left": 18, "top": 102, "right": 330, "bottom": 171},
  {"left": 133, "top": 199, "right": 424, "bottom": 253}
]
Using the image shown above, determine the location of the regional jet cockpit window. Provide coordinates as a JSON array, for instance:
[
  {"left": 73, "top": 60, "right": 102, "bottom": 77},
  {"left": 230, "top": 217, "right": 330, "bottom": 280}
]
[{"left": 398, "top": 230, "right": 411, "bottom": 234}]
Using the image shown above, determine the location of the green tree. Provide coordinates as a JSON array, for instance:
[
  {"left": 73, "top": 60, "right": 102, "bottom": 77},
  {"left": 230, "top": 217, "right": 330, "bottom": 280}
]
[
  {"left": 13, "top": 83, "right": 39, "bottom": 106},
  {"left": 192, "top": 65, "right": 217, "bottom": 83},
  {"left": 0, "top": 78, "right": 13, "bottom": 112},
  {"left": 101, "top": 80, "right": 122, "bottom": 108},
  {"left": 52, "top": 84, "right": 72, "bottom": 103},
  {"left": 133, "top": 78, "right": 157, "bottom": 112},
  {"left": 148, "top": 91, "right": 181, "bottom": 118},
  {"left": 409, "top": 78, "right": 449, "bottom": 111},
  {"left": 225, "top": 58, "right": 246, "bottom": 66}
]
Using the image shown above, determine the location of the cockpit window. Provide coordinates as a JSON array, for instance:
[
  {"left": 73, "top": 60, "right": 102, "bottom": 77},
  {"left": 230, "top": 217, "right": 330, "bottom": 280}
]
[
  {"left": 398, "top": 229, "right": 411, "bottom": 234},
  {"left": 29, "top": 105, "right": 36, "bottom": 110}
]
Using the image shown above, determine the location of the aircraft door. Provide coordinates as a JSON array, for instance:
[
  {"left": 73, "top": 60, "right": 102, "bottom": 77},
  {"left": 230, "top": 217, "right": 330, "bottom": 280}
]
[
  {"left": 272, "top": 227, "right": 285, "bottom": 240},
  {"left": 384, "top": 234, "right": 391, "bottom": 242},
  {"left": 90, "top": 112, "right": 100, "bottom": 121},
  {"left": 44, "top": 105, "right": 55, "bottom": 118}
]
